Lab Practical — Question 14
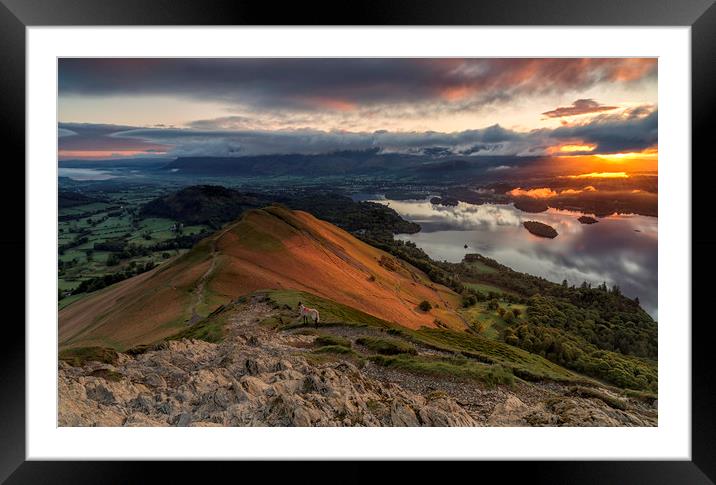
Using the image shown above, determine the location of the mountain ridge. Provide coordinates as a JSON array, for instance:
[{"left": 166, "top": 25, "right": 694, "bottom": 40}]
[{"left": 59, "top": 205, "right": 465, "bottom": 351}]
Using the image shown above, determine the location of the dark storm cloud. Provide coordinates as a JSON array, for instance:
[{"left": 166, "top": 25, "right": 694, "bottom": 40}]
[
  {"left": 459, "top": 144, "right": 503, "bottom": 155},
  {"left": 542, "top": 99, "right": 618, "bottom": 118},
  {"left": 58, "top": 123, "right": 169, "bottom": 156},
  {"left": 109, "top": 123, "right": 539, "bottom": 157},
  {"left": 61, "top": 108, "right": 655, "bottom": 158},
  {"left": 58, "top": 58, "right": 657, "bottom": 113},
  {"left": 547, "top": 110, "right": 657, "bottom": 153}
]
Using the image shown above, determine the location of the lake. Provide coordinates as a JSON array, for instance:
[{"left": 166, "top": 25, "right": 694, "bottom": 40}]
[
  {"left": 58, "top": 168, "right": 119, "bottom": 181},
  {"left": 370, "top": 198, "right": 658, "bottom": 319}
]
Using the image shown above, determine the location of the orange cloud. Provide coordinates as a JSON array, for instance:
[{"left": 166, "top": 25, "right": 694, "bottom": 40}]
[
  {"left": 440, "top": 85, "right": 473, "bottom": 101},
  {"left": 507, "top": 187, "right": 558, "bottom": 198},
  {"left": 297, "top": 96, "right": 358, "bottom": 112},
  {"left": 316, "top": 99, "right": 357, "bottom": 111},
  {"left": 611, "top": 58, "right": 657, "bottom": 82},
  {"left": 508, "top": 185, "right": 599, "bottom": 198}
]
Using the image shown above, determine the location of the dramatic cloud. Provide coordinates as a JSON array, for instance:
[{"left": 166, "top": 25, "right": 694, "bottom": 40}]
[
  {"left": 58, "top": 123, "right": 169, "bottom": 159},
  {"left": 59, "top": 58, "right": 656, "bottom": 117},
  {"left": 507, "top": 187, "right": 559, "bottom": 198},
  {"left": 547, "top": 110, "right": 657, "bottom": 154},
  {"left": 57, "top": 58, "right": 658, "bottom": 159},
  {"left": 58, "top": 106, "right": 658, "bottom": 159},
  {"left": 542, "top": 99, "right": 618, "bottom": 118},
  {"left": 507, "top": 186, "right": 598, "bottom": 198},
  {"left": 107, "top": 124, "right": 535, "bottom": 158}
]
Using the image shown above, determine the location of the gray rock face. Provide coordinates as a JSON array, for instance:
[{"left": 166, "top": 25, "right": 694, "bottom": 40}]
[
  {"left": 86, "top": 383, "right": 116, "bottom": 405},
  {"left": 59, "top": 312, "right": 477, "bottom": 427},
  {"left": 176, "top": 412, "right": 193, "bottom": 427}
]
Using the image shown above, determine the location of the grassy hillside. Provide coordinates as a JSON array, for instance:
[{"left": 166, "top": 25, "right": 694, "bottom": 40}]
[
  {"left": 59, "top": 206, "right": 466, "bottom": 351},
  {"left": 58, "top": 202, "right": 657, "bottom": 394},
  {"left": 356, "top": 239, "right": 657, "bottom": 392},
  {"left": 263, "top": 289, "right": 585, "bottom": 384},
  {"left": 59, "top": 186, "right": 421, "bottom": 305},
  {"left": 175, "top": 289, "right": 587, "bottom": 389}
]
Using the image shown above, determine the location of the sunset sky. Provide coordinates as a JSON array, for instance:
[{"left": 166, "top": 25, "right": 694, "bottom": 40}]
[{"left": 58, "top": 58, "right": 657, "bottom": 163}]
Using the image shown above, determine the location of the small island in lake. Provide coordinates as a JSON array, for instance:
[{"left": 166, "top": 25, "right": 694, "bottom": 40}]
[
  {"left": 578, "top": 215, "right": 599, "bottom": 224},
  {"left": 523, "top": 220, "right": 558, "bottom": 238}
]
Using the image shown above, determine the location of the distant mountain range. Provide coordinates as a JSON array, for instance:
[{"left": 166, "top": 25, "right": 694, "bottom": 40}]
[
  {"left": 58, "top": 154, "right": 658, "bottom": 217},
  {"left": 159, "top": 152, "right": 534, "bottom": 180},
  {"left": 59, "top": 152, "right": 537, "bottom": 181}
]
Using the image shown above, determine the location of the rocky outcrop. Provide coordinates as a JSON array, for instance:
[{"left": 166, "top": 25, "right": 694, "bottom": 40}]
[
  {"left": 487, "top": 393, "right": 653, "bottom": 427},
  {"left": 59, "top": 344, "right": 477, "bottom": 427},
  {"left": 58, "top": 299, "right": 656, "bottom": 427},
  {"left": 59, "top": 301, "right": 477, "bottom": 427}
]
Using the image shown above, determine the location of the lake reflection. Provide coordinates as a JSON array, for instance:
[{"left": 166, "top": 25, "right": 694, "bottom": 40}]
[{"left": 374, "top": 199, "right": 658, "bottom": 319}]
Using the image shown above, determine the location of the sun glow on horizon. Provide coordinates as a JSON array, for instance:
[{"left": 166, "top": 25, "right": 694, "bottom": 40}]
[
  {"left": 549, "top": 143, "right": 597, "bottom": 154},
  {"left": 564, "top": 172, "right": 629, "bottom": 179},
  {"left": 595, "top": 150, "right": 658, "bottom": 163}
]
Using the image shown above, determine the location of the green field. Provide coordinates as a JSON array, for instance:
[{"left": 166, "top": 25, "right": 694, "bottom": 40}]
[
  {"left": 463, "top": 260, "right": 498, "bottom": 274},
  {"left": 464, "top": 281, "right": 516, "bottom": 296},
  {"left": 58, "top": 186, "right": 210, "bottom": 306}
]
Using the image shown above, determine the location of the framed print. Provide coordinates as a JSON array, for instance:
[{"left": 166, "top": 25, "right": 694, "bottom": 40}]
[{"left": 2, "top": 0, "right": 714, "bottom": 481}]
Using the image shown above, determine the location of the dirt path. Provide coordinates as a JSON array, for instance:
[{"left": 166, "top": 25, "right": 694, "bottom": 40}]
[{"left": 187, "top": 227, "right": 231, "bottom": 325}]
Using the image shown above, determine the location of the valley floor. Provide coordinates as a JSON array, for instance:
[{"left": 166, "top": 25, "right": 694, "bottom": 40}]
[{"left": 59, "top": 296, "right": 657, "bottom": 427}]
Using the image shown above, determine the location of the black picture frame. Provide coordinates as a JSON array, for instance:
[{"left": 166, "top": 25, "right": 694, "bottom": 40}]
[{"left": 1, "top": 0, "right": 713, "bottom": 482}]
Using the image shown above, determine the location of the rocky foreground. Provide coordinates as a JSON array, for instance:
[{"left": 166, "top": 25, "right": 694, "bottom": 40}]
[{"left": 59, "top": 298, "right": 657, "bottom": 427}]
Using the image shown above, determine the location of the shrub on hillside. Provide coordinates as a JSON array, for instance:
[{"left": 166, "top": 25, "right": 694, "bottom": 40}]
[
  {"left": 462, "top": 293, "right": 478, "bottom": 308},
  {"left": 418, "top": 300, "right": 432, "bottom": 312}
]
